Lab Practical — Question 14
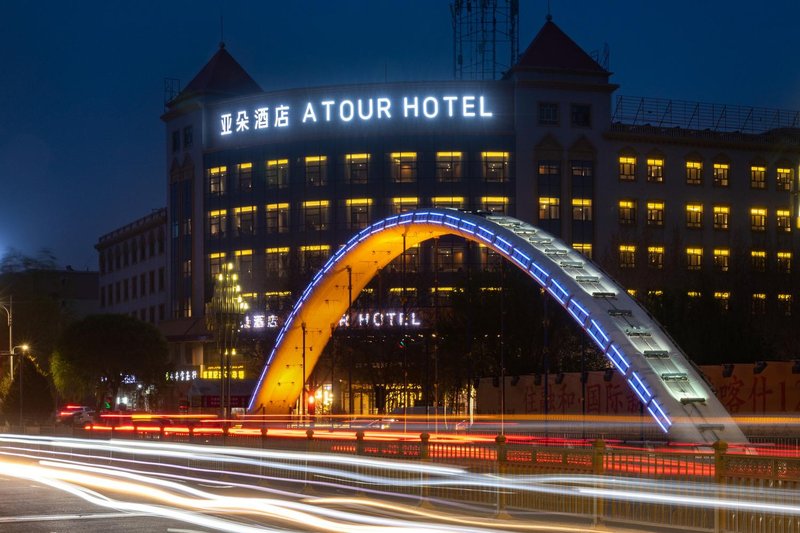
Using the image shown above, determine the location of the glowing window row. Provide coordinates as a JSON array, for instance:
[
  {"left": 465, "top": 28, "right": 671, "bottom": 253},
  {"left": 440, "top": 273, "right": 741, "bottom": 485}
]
[
  {"left": 618, "top": 245, "right": 792, "bottom": 272},
  {"left": 616, "top": 200, "right": 791, "bottom": 232}
]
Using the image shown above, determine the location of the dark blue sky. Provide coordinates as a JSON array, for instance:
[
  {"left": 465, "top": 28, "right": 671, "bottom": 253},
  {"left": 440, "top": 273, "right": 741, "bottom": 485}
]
[{"left": 2, "top": 1, "right": 799, "bottom": 270}]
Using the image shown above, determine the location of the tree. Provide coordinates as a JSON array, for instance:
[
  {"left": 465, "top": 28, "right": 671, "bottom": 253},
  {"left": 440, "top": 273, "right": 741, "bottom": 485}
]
[
  {"left": 52, "top": 314, "right": 170, "bottom": 409},
  {"left": 0, "top": 356, "right": 54, "bottom": 424}
]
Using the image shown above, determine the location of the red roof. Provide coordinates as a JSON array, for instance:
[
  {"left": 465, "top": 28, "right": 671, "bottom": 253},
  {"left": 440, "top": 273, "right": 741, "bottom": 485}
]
[
  {"left": 511, "top": 20, "right": 606, "bottom": 74},
  {"left": 172, "top": 43, "right": 262, "bottom": 104}
]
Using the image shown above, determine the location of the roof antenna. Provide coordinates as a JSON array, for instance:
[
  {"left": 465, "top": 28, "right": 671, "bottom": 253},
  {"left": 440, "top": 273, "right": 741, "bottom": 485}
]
[
  {"left": 546, "top": 0, "right": 552, "bottom": 21},
  {"left": 219, "top": 12, "right": 225, "bottom": 49}
]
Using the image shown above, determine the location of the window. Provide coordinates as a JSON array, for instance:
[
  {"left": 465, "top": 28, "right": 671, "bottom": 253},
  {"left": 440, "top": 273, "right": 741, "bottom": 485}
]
[
  {"left": 300, "top": 244, "right": 330, "bottom": 271},
  {"left": 570, "top": 104, "right": 591, "bottom": 127},
  {"left": 777, "top": 209, "right": 792, "bottom": 233},
  {"left": 436, "top": 152, "right": 462, "bottom": 182},
  {"left": 778, "top": 251, "right": 792, "bottom": 274},
  {"left": 686, "top": 248, "right": 703, "bottom": 270},
  {"left": 123, "top": 279, "right": 129, "bottom": 301},
  {"left": 714, "top": 249, "right": 730, "bottom": 272},
  {"left": 686, "top": 203, "right": 703, "bottom": 229},
  {"left": 182, "top": 260, "right": 191, "bottom": 278},
  {"left": 647, "top": 158, "right": 664, "bottom": 183},
  {"left": 302, "top": 200, "right": 329, "bottom": 231},
  {"left": 391, "top": 197, "right": 418, "bottom": 214},
  {"left": 618, "top": 200, "right": 636, "bottom": 225},
  {"left": 346, "top": 198, "right": 372, "bottom": 230},
  {"left": 208, "top": 252, "right": 226, "bottom": 277},
  {"left": 539, "top": 197, "right": 560, "bottom": 220},
  {"left": 481, "top": 196, "right": 508, "bottom": 214},
  {"left": 266, "top": 203, "right": 289, "bottom": 233},
  {"left": 618, "top": 156, "right": 636, "bottom": 181},
  {"left": 237, "top": 162, "right": 253, "bottom": 191},
  {"left": 436, "top": 242, "right": 465, "bottom": 272},
  {"left": 208, "top": 209, "right": 227, "bottom": 237},
  {"left": 619, "top": 245, "right": 636, "bottom": 268},
  {"left": 266, "top": 158, "right": 289, "bottom": 188},
  {"left": 752, "top": 293, "right": 767, "bottom": 315},
  {"left": 345, "top": 153, "right": 369, "bottom": 184},
  {"left": 172, "top": 130, "right": 180, "bottom": 153},
  {"left": 713, "top": 163, "right": 729, "bottom": 187},
  {"left": 208, "top": 166, "right": 226, "bottom": 195},
  {"left": 713, "top": 205, "right": 730, "bottom": 230},
  {"left": 685, "top": 161, "right": 703, "bottom": 185},
  {"left": 648, "top": 246, "right": 664, "bottom": 269},
  {"left": 131, "top": 277, "right": 137, "bottom": 299},
  {"left": 158, "top": 268, "right": 164, "bottom": 291},
  {"left": 265, "top": 247, "right": 290, "bottom": 278},
  {"left": 778, "top": 294, "right": 793, "bottom": 316},
  {"left": 140, "top": 273, "right": 146, "bottom": 296},
  {"left": 751, "top": 250, "right": 766, "bottom": 272},
  {"left": 483, "top": 151, "right": 509, "bottom": 182},
  {"left": 714, "top": 292, "right": 730, "bottom": 311},
  {"left": 233, "top": 206, "right": 256, "bottom": 235},
  {"left": 538, "top": 161, "right": 560, "bottom": 178},
  {"left": 391, "top": 152, "right": 417, "bottom": 182},
  {"left": 750, "top": 208, "right": 767, "bottom": 231},
  {"left": 235, "top": 250, "right": 253, "bottom": 280},
  {"left": 183, "top": 125, "right": 193, "bottom": 148},
  {"left": 538, "top": 102, "right": 558, "bottom": 125},
  {"left": 432, "top": 196, "right": 465, "bottom": 209},
  {"left": 647, "top": 201, "right": 664, "bottom": 227},
  {"left": 572, "top": 198, "right": 592, "bottom": 221},
  {"left": 395, "top": 246, "right": 420, "bottom": 273},
  {"left": 305, "top": 155, "right": 327, "bottom": 186},
  {"left": 777, "top": 167, "right": 793, "bottom": 191},
  {"left": 572, "top": 243, "right": 592, "bottom": 259},
  {"left": 750, "top": 165, "right": 767, "bottom": 189}
]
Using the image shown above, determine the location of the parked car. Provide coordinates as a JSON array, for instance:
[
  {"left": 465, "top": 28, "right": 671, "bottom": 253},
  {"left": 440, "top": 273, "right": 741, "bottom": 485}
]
[{"left": 56, "top": 405, "right": 95, "bottom": 425}]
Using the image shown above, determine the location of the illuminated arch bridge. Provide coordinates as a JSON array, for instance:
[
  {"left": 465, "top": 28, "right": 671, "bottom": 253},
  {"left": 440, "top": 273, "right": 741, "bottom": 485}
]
[{"left": 249, "top": 208, "right": 746, "bottom": 444}]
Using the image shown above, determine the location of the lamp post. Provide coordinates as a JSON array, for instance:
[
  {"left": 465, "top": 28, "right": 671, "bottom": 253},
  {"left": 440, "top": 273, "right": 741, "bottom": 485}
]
[
  {"left": 12, "top": 344, "right": 29, "bottom": 427},
  {"left": 0, "top": 297, "right": 13, "bottom": 378}
]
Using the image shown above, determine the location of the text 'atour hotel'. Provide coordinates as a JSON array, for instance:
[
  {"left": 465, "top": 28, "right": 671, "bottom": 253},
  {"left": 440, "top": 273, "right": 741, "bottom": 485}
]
[{"left": 219, "top": 95, "right": 493, "bottom": 136}]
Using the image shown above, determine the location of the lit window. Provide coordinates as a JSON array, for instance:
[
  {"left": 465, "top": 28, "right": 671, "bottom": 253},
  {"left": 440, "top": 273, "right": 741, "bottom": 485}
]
[
  {"left": 539, "top": 197, "right": 560, "bottom": 220},
  {"left": 391, "top": 197, "right": 418, "bottom": 214},
  {"left": 299, "top": 244, "right": 330, "bottom": 272},
  {"left": 648, "top": 290, "right": 664, "bottom": 298},
  {"left": 713, "top": 205, "right": 730, "bottom": 230},
  {"left": 481, "top": 196, "right": 508, "bottom": 214},
  {"left": 572, "top": 243, "right": 592, "bottom": 259},
  {"left": 618, "top": 156, "right": 636, "bottom": 181},
  {"left": 647, "top": 201, "right": 664, "bottom": 227},
  {"left": 432, "top": 196, "right": 465, "bottom": 209},
  {"left": 345, "top": 199, "right": 372, "bottom": 230},
  {"left": 750, "top": 165, "right": 767, "bottom": 189},
  {"left": 265, "top": 247, "right": 290, "bottom": 278},
  {"left": 750, "top": 208, "right": 767, "bottom": 231},
  {"left": 777, "top": 209, "right": 792, "bottom": 233},
  {"left": 237, "top": 162, "right": 253, "bottom": 191},
  {"left": 618, "top": 200, "right": 636, "bottom": 225},
  {"left": 266, "top": 203, "right": 289, "bottom": 234},
  {"left": 302, "top": 200, "right": 329, "bottom": 231},
  {"left": 752, "top": 293, "right": 767, "bottom": 315},
  {"left": 266, "top": 158, "right": 289, "bottom": 188},
  {"left": 686, "top": 247, "right": 703, "bottom": 270},
  {"left": 234, "top": 249, "right": 253, "bottom": 280},
  {"left": 647, "top": 158, "right": 664, "bottom": 183},
  {"left": 714, "top": 291, "right": 730, "bottom": 311},
  {"left": 686, "top": 203, "right": 703, "bottom": 229},
  {"left": 391, "top": 152, "right": 417, "bottom": 183},
  {"left": 627, "top": 289, "right": 637, "bottom": 297},
  {"left": 687, "top": 291, "right": 702, "bottom": 298},
  {"left": 483, "top": 151, "right": 509, "bottom": 182},
  {"left": 436, "top": 152, "right": 462, "bottom": 182},
  {"left": 619, "top": 245, "right": 636, "bottom": 268},
  {"left": 538, "top": 161, "right": 560, "bottom": 177},
  {"left": 778, "top": 251, "right": 792, "bottom": 274},
  {"left": 345, "top": 154, "right": 369, "bottom": 184},
  {"left": 208, "top": 209, "right": 227, "bottom": 238},
  {"left": 305, "top": 155, "right": 327, "bottom": 186},
  {"left": 571, "top": 160, "right": 593, "bottom": 179},
  {"left": 572, "top": 198, "right": 592, "bottom": 221},
  {"left": 208, "top": 166, "right": 227, "bottom": 195},
  {"left": 751, "top": 250, "right": 766, "bottom": 272},
  {"left": 685, "top": 161, "right": 703, "bottom": 185},
  {"left": 648, "top": 246, "right": 664, "bottom": 270},
  {"left": 208, "top": 252, "right": 226, "bottom": 277},
  {"left": 233, "top": 206, "right": 257, "bottom": 236},
  {"left": 714, "top": 249, "right": 730, "bottom": 272},
  {"left": 538, "top": 102, "right": 558, "bottom": 125},
  {"left": 712, "top": 162, "right": 729, "bottom": 187},
  {"left": 777, "top": 167, "right": 793, "bottom": 191},
  {"left": 778, "top": 294, "right": 793, "bottom": 316}
]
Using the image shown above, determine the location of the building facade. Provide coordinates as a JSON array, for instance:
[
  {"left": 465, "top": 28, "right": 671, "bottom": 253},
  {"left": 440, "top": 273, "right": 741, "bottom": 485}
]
[{"left": 160, "top": 21, "right": 800, "bottom": 400}]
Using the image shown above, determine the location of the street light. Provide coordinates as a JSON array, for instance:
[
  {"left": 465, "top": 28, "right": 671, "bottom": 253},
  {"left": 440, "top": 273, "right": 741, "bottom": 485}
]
[
  {"left": 0, "top": 297, "right": 13, "bottom": 378},
  {"left": 12, "top": 344, "right": 29, "bottom": 427}
]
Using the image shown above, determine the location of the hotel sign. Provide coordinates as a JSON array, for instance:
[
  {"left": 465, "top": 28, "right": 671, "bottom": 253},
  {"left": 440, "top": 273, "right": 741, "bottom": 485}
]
[
  {"left": 218, "top": 94, "right": 494, "bottom": 138},
  {"left": 338, "top": 310, "right": 423, "bottom": 328}
]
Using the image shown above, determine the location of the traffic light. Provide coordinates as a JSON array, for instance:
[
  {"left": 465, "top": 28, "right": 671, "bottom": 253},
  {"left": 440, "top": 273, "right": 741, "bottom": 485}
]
[
  {"left": 398, "top": 336, "right": 408, "bottom": 349},
  {"left": 307, "top": 393, "right": 316, "bottom": 416}
]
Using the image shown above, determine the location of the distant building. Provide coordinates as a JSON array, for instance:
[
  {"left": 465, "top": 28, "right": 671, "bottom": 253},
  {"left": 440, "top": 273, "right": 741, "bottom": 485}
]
[{"left": 158, "top": 19, "right": 799, "bottom": 409}]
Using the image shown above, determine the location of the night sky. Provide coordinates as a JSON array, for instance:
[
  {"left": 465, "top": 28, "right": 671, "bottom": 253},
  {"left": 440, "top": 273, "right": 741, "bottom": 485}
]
[{"left": 2, "top": 1, "right": 799, "bottom": 270}]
